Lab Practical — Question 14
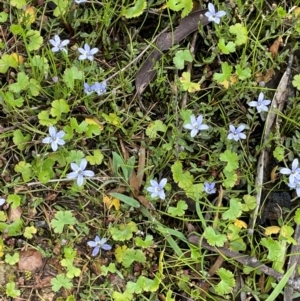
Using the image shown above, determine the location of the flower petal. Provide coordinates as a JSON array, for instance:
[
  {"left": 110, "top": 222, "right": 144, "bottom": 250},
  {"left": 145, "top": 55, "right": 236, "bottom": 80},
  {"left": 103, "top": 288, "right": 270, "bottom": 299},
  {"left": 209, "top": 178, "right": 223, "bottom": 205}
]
[
  {"left": 80, "top": 159, "right": 88, "bottom": 170},
  {"left": 101, "top": 243, "right": 112, "bottom": 251},
  {"left": 279, "top": 168, "right": 291, "bottom": 175},
  {"left": 208, "top": 3, "right": 215, "bottom": 14},
  {"left": 83, "top": 170, "right": 94, "bottom": 177},
  {"left": 87, "top": 241, "right": 97, "bottom": 247},
  {"left": 92, "top": 246, "right": 100, "bottom": 256},
  {"left": 71, "top": 163, "right": 80, "bottom": 172},
  {"left": 77, "top": 175, "right": 84, "bottom": 186},
  {"left": 150, "top": 180, "right": 158, "bottom": 187},
  {"left": 67, "top": 171, "right": 78, "bottom": 179},
  {"left": 159, "top": 178, "right": 167, "bottom": 188}
]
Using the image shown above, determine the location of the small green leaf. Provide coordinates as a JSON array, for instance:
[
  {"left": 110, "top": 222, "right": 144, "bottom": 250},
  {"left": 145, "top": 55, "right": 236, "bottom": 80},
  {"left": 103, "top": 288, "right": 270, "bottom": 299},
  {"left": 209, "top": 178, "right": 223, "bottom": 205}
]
[
  {"left": 24, "top": 225, "right": 37, "bottom": 239},
  {"left": 121, "top": 0, "right": 147, "bottom": 19},
  {"left": 261, "top": 237, "right": 282, "bottom": 261},
  {"left": 26, "top": 30, "right": 43, "bottom": 51},
  {"left": 242, "top": 195, "right": 256, "bottom": 211},
  {"left": 172, "top": 161, "right": 194, "bottom": 190},
  {"left": 10, "top": 0, "right": 26, "bottom": 8},
  {"left": 28, "top": 78, "right": 41, "bottom": 96},
  {"left": 218, "top": 38, "right": 236, "bottom": 54},
  {"left": 5, "top": 253, "right": 19, "bottom": 265},
  {"left": 235, "top": 65, "right": 251, "bottom": 80},
  {"left": 295, "top": 208, "right": 300, "bottom": 224},
  {"left": 86, "top": 150, "right": 104, "bottom": 165},
  {"left": 112, "top": 290, "right": 133, "bottom": 301},
  {"left": 179, "top": 71, "right": 200, "bottom": 92},
  {"left": 6, "top": 282, "right": 21, "bottom": 298},
  {"left": 50, "top": 99, "right": 70, "bottom": 119},
  {"left": 9, "top": 72, "right": 29, "bottom": 93},
  {"left": 167, "top": 0, "right": 193, "bottom": 17},
  {"left": 173, "top": 50, "right": 193, "bottom": 70},
  {"left": 135, "top": 235, "right": 154, "bottom": 248},
  {"left": 0, "top": 219, "right": 23, "bottom": 236},
  {"left": 3, "top": 91, "right": 24, "bottom": 108},
  {"left": 50, "top": 211, "right": 77, "bottom": 234},
  {"left": 70, "top": 118, "right": 88, "bottom": 133},
  {"left": 13, "top": 129, "right": 31, "bottom": 151},
  {"left": 222, "top": 170, "right": 238, "bottom": 188},
  {"left": 222, "top": 198, "right": 243, "bottom": 220},
  {"left": 7, "top": 194, "right": 21, "bottom": 209},
  {"left": 273, "top": 146, "right": 284, "bottom": 161},
  {"left": 61, "top": 258, "right": 81, "bottom": 279},
  {"left": 100, "top": 263, "right": 117, "bottom": 276},
  {"left": 146, "top": 120, "right": 167, "bottom": 138},
  {"left": 215, "top": 268, "right": 235, "bottom": 295},
  {"left": 62, "top": 66, "right": 84, "bottom": 89},
  {"left": 51, "top": 274, "right": 73, "bottom": 292},
  {"left": 204, "top": 226, "right": 227, "bottom": 247},
  {"left": 38, "top": 110, "right": 57, "bottom": 126},
  {"left": 292, "top": 74, "right": 300, "bottom": 90},
  {"left": 0, "top": 54, "right": 18, "bottom": 73},
  {"left": 66, "top": 150, "right": 85, "bottom": 164},
  {"left": 167, "top": 200, "right": 188, "bottom": 217},
  {"left": 220, "top": 150, "right": 239, "bottom": 172},
  {"left": 229, "top": 23, "right": 248, "bottom": 45},
  {"left": 110, "top": 221, "right": 138, "bottom": 241},
  {"left": 213, "top": 62, "right": 232, "bottom": 83},
  {"left": 0, "top": 12, "right": 8, "bottom": 23}
]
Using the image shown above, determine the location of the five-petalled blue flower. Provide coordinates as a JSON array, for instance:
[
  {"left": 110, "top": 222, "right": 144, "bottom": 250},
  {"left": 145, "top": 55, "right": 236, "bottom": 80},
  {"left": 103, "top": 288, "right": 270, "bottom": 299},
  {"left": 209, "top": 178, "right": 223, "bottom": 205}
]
[
  {"left": 280, "top": 158, "right": 300, "bottom": 183},
  {"left": 42, "top": 126, "right": 65, "bottom": 151},
  {"left": 204, "top": 182, "right": 216, "bottom": 194},
  {"left": 67, "top": 159, "right": 95, "bottom": 186},
  {"left": 147, "top": 178, "right": 167, "bottom": 200},
  {"left": 205, "top": 3, "right": 226, "bottom": 24},
  {"left": 227, "top": 125, "right": 246, "bottom": 141},
  {"left": 78, "top": 43, "right": 98, "bottom": 61},
  {"left": 87, "top": 235, "right": 112, "bottom": 256},
  {"left": 49, "top": 35, "right": 70, "bottom": 53},
  {"left": 184, "top": 114, "right": 209, "bottom": 138},
  {"left": 248, "top": 92, "right": 271, "bottom": 113}
]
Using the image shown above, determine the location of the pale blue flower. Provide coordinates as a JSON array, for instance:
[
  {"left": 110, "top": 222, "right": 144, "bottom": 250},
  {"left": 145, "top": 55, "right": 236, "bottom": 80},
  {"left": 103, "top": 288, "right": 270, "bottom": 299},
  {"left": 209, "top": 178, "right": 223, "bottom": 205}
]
[
  {"left": 78, "top": 43, "right": 98, "bottom": 61},
  {"left": 184, "top": 114, "right": 209, "bottom": 138},
  {"left": 67, "top": 159, "right": 95, "bottom": 186},
  {"left": 87, "top": 236, "right": 112, "bottom": 256},
  {"left": 205, "top": 3, "right": 226, "bottom": 24},
  {"left": 42, "top": 126, "right": 65, "bottom": 151},
  {"left": 147, "top": 178, "right": 167, "bottom": 200},
  {"left": 84, "top": 83, "right": 94, "bottom": 95},
  {"left": 74, "top": 0, "right": 87, "bottom": 3},
  {"left": 92, "top": 81, "right": 107, "bottom": 95},
  {"left": 248, "top": 92, "right": 271, "bottom": 113},
  {"left": 280, "top": 158, "right": 300, "bottom": 183},
  {"left": 227, "top": 125, "right": 246, "bottom": 141},
  {"left": 204, "top": 182, "right": 216, "bottom": 194},
  {"left": 288, "top": 177, "right": 300, "bottom": 197},
  {"left": 49, "top": 35, "right": 69, "bottom": 53},
  {"left": 0, "top": 198, "right": 5, "bottom": 206}
]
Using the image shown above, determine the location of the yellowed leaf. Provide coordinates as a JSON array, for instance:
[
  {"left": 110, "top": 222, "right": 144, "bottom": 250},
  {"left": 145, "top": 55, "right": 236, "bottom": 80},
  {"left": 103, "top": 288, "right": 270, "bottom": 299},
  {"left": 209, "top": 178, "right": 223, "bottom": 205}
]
[
  {"left": 234, "top": 219, "right": 247, "bottom": 229},
  {"left": 0, "top": 244, "right": 4, "bottom": 257},
  {"left": 85, "top": 117, "right": 104, "bottom": 130},
  {"left": 21, "top": 6, "right": 36, "bottom": 25},
  {"left": 264, "top": 226, "right": 280, "bottom": 236},
  {"left": 219, "top": 75, "right": 238, "bottom": 89},
  {"left": 11, "top": 53, "right": 24, "bottom": 65},
  {"left": 293, "top": 7, "right": 300, "bottom": 17},
  {"left": 103, "top": 195, "right": 120, "bottom": 210},
  {"left": 269, "top": 36, "right": 283, "bottom": 58},
  {"left": 270, "top": 165, "right": 278, "bottom": 183}
]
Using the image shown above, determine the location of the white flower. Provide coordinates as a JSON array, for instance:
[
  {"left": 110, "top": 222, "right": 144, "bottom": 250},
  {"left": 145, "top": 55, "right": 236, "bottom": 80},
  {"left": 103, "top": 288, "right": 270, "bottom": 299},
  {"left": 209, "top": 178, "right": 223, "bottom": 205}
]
[
  {"left": 183, "top": 115, "right": 209, "bottom": 138},
  {"left": 42, "top": 126, "right": 65, "bottom": 151},
  {"left": 248, "top": 92, "right": 271, "bottom": 113},
  {"left": 205, "top": 3, "right": 226, "bottom": 24},
  {"left": 67, "top": 159, "right": 95, "bottom": 186},
  {"left": 49, "top": 35, "right": 70, "bottom": 53},
  {"left": 0, "top": 198, "right": 5, "bottom": 206},
  {"left": 78, "top": 43, "right": 98, "bottom": 61},
  {"left": 147, "top": 178, "right": 167, "bottom": 200},
  {"left": 74, "top": 0, "right": 87, "bottom": 3}
]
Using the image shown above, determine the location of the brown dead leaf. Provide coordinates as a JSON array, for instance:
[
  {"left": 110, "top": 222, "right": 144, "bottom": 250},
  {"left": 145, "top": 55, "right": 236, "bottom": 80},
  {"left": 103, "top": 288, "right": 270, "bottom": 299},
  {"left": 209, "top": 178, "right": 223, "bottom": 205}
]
[
  {"left": 255, "top": 68, "right": 274, "bottom": 84},
  {"left": 269, "top": 36, "right": 283, "bottom": 58},
  {"left": 270, "top": 165, "right": 278, "bottom": 183},
  {"left": 18, "top": 249, "right": 43, "bottom": 272},
  {"left": 7, "top": 206, "right": 22, "bottom": 222},
  {"left": 137, "top": 195, "right": 156, "bottom": 210}
]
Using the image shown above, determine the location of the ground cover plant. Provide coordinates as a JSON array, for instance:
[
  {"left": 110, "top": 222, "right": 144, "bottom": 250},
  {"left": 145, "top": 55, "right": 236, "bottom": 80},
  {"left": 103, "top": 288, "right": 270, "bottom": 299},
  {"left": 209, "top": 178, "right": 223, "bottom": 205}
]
[{"left": 2, "top": 0, "right": 300, "bottom": 300}]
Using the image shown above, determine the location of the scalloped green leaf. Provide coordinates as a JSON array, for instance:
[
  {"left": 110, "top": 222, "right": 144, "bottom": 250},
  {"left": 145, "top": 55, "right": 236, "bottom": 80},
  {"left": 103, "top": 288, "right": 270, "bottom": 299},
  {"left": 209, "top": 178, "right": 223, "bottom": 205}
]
[{"left": 122, "top": 0, "right": 147, "bottom": 19}]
